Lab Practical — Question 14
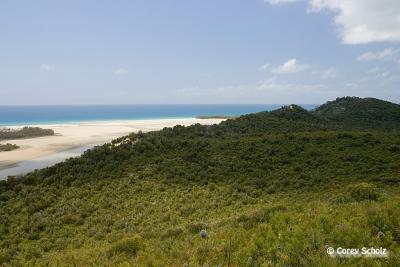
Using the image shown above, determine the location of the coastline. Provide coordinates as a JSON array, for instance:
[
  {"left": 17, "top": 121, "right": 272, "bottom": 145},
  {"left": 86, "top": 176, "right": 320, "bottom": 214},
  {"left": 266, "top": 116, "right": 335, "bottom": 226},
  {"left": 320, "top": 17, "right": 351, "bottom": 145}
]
[
  {"left": 0, "top": 117, "right": 225, "bottom": 179},
  {"left": 0, "top": 116, "right": 213, "bottom": 128},
  {"left": 0, "top": 104, "right": 275, "bottom": 127}
]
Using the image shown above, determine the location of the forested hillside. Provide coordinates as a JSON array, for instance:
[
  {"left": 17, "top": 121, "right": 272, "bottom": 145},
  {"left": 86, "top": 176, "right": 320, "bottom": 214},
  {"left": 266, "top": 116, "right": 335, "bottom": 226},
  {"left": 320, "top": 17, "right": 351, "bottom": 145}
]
[
  {"left": 1, "top": 97, "right": 400, "bottom": 266},
  {"left": 314, "top": 96, "right": 400, "bottom": 130}
]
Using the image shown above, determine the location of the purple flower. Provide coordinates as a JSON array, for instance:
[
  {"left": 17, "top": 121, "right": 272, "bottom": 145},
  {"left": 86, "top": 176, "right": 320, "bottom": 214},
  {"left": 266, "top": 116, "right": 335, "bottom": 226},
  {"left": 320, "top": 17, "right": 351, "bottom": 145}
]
[{"left": 199, "top": 230, "right": 208, "bottom": 239}]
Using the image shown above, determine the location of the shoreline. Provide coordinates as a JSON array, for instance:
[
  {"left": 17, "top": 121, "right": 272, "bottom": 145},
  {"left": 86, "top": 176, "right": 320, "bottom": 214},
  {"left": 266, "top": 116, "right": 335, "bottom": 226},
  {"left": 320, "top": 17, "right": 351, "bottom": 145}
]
[
  {"left": 0, "top": 116, "right": 209, "bottom": 128},
  {"left": 0, "top": 117, "right": 225, "bottom": 179}
]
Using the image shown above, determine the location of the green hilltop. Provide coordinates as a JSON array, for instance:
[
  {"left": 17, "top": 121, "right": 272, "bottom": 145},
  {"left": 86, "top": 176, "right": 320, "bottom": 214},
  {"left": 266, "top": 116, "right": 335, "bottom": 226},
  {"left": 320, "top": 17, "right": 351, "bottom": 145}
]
[
  {"left": 1, "top": 97, "right": 400, "bottom": 266},
  {"left": 314, "top": 96, "right": 400, "bottom": 130}
]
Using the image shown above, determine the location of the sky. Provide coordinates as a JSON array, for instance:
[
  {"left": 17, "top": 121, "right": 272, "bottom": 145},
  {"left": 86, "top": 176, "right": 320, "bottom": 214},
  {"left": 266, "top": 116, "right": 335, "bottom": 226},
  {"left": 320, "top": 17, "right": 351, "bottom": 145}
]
[{"left": 0, "top": 0, "right": 399, "bottom": 105}]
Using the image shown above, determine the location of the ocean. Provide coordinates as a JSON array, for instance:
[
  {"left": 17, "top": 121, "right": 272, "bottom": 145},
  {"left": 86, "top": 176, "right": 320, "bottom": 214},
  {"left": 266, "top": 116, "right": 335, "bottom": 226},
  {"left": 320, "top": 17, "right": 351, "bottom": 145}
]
[{"left": 0, "top": 104, "right": 317, "bottom": 126}]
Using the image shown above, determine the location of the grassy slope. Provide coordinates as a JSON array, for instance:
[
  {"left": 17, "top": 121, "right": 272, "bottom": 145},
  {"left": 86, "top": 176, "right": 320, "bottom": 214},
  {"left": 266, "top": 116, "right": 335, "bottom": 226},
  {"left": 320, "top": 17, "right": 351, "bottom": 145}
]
[{"left": 1, "top": 97, "right": 400, "bottom": 266}]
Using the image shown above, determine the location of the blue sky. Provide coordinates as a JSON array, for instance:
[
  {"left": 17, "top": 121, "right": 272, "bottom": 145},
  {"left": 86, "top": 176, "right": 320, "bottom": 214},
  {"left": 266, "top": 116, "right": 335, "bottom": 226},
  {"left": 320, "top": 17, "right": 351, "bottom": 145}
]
[{"left": 1, "top": 0, "right": 399, "bottom": 104}]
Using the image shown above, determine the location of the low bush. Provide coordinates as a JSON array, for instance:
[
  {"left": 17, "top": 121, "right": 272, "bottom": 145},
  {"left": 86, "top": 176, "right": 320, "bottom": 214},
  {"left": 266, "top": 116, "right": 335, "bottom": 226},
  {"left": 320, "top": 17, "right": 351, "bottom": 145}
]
[
  {"left": 236, "top": 205, "right": 286, "bottom": 228},
  {"left": 107, "top": 235, "right": 143, "bottom": 258},
  {"left": 161, "top": 227, "right": 184, "bottom": 240},
  {"left": 348, "top": 182, "right": 380, "bottom": 201},
  {"left": 187, "top": 222, "right": 208, "bottom": 234}
]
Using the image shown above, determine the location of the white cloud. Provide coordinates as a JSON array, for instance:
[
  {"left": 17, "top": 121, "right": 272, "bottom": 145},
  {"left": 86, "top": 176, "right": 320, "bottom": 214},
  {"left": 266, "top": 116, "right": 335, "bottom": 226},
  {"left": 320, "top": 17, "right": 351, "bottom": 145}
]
[
  {"left": 344, "top": 82, "right": 359, "bottom": 88},
  {"left": 308, "top": 0, "right": 400, "bottom": 44},
  {"left": 264, "top": 0, "right": 299, "bottom": 5},
  {"left": 366, "top": 67, "right": 385, "bottom": 74},
  {"left": 264, "top": 59, "right": 336, "bottom": 78},
  {"left": 366, "top": 68, "right": 390, "bottom": 80},
  {"left": 375, "top": 71, "right": 390, "bottom": 79},
  {"left": 114, "top": 68, "right": 128, "bottom": 75},
  {"left": 259, "top": 63, "right": 271, "bottom": 71},
  {"left": 312, "top": 67, "right": 337, "bottom": 79},
  {"left": 176, "top": 68, "right": 399, "bottom": 103},
  {"left": 271, "top": 58, "right": 309, "bottom": 74},
  {"left": 178, "top": 86, "right": 200, "bottom": 93},
  {"left": 321, "top": 67, "right": 337, "bottom": 79},
  {"left": 357, "top": 48, "right": 400, "bottom": 62},
  {"left": 268, "top": 1, "right": 400, "bottom": 44},
  {"left": 40, "top": 64, "right": 54, "bottom": 72},
  {"left": 257, "top": 78, "right": 325, "bottom": 93},
  {"left": 176, "top": 76, "right": 335, "bottom": 104},
  {"left": 347, "top": 67, "right": 398, "bottom": 90}
]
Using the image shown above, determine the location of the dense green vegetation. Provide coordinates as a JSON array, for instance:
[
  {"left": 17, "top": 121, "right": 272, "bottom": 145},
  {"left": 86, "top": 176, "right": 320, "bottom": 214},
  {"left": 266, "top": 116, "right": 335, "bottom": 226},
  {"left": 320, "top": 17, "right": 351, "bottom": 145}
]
[
  {"left": 0, "top": 97, "right": 400, "bottom": 266},
  {"left": 0, "top": 143, "right": 19, "bottom": 152},
  {"left": 0, "top": 127, "right": 54, "bottom": 140},
  {"left": 314, "top": 97, "right": 400, "bottom": 131}
]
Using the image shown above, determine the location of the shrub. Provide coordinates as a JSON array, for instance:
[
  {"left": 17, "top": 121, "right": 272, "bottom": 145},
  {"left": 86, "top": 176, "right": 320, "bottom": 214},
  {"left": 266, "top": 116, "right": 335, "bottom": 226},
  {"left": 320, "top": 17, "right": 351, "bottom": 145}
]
[
  {"left": 161, "top": 227, "right": 184, "bottom": 240},
  {"left": 107, "top": 235, "right": 143, "bottom": 257},
  {"left": 0, "top": 127, "right": 54, "bottom": 140},
  {"left": 348, "top": 183, "right": 380, "bottom": 201},
  {"left": 187, "top": 222, "right": 208, "bottom": 234},
  {"left": 0, "top": 249, "right": 12, "bottom": 264},
  {"left": 388, "top": 145, "right": 400, "bottom": 152},
  {"left": 0, "top": 143, "right": 19, "bottom": 151},
  {"left": 24, "top": 246, "right": 42, "bottom": 260},
  {"left": 237, "top": 205, "right": 286, "bottom": 228}
]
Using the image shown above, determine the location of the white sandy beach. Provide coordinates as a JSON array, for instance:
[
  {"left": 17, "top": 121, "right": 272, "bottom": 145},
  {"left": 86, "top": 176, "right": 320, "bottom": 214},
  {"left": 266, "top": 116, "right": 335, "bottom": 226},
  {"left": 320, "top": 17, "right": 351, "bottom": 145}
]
[{"left": 0, "top": 118, "right": 225, "bottom": 172}]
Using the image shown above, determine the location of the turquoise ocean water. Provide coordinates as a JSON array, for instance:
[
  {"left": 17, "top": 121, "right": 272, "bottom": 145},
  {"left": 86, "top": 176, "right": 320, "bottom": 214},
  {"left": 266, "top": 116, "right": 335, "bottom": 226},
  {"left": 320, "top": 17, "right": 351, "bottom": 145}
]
[{"left": 0, "top": 104, "right": 317, "bottom": 126}]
